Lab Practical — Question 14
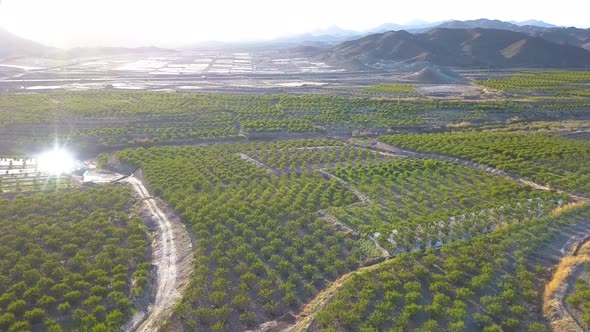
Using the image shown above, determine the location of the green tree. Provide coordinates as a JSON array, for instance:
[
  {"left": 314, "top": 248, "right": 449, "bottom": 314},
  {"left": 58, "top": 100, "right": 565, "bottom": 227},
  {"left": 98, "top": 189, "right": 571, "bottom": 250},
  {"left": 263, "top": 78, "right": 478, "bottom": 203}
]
[
  {"left": 24, "top": 308, "right": 46, "bottom": 324},
  {"left": 7, "top": 300, "right": 27, "bottom": 315},
  {"left": 0, "top": 313, "right": 16, "bottom": 330}
]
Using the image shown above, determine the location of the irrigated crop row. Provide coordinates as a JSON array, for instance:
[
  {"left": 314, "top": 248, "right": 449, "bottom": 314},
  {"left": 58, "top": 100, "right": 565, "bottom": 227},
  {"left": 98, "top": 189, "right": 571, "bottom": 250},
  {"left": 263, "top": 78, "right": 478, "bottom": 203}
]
[
  {"left": 329, "top": 159, "right": 565, "bottom": 248},
  {"left": 115, "top": 144, "right": 371, "bottom": 331},
  {"left": 0, "top": 187, "right": 149, "bottom": 332},
  {"left": 381, "top": 132, "right": 590, "bottom": 195},
  {"left": 477, "top": 71, "right": 590, "bottom": 94},
  {"left": 314, "top": 203, "right": 590, "bottom": 331}
]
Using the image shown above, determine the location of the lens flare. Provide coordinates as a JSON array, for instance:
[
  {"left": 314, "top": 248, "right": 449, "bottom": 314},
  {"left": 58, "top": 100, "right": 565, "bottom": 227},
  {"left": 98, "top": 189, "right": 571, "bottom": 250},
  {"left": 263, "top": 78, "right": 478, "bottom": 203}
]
[{"left": 37, "top": 149, "right": 75, "bottom": 175}]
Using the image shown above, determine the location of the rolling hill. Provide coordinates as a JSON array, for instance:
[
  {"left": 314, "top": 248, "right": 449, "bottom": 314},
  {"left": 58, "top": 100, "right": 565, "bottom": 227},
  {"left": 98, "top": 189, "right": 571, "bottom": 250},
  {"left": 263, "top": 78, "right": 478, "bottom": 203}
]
[
  {"left": 0, "top": 27, "right": 55, "bottom": 58},
  {"left": 435, "top": 19, "right": 523, "bottom": 31},
  {"left": 529, "top": 27, "right": 590, "bottom": 50},
  {"left": 424, "top": 19, "right": 590, "bottom": 50},
  {"left": 0, "top": 27, "right": 176, "bottom": 61},
  {"left": 325, "top": 28, "right": 590, "bottom": 68}
]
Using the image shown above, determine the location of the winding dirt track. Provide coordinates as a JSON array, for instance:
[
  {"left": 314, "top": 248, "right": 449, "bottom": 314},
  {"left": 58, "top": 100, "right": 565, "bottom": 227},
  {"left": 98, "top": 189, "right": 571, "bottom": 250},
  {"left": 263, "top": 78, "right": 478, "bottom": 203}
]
[{"left": 122, "top": 174, "right": 193, "bottom": 332}]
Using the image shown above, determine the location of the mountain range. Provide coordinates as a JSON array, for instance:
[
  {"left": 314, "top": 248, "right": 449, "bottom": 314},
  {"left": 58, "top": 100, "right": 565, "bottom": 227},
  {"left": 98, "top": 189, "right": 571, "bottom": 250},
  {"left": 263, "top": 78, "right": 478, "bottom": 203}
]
[
  {"left": 0, "top": 28, "right": 174, "bottom": 60},
  {"left": 2, "top": 19, "right": 590, "bottom": 69},
  {"left": 323, "top": 27, "right": 590, "bottom": 68},
  {"left": 0, "top": 28, "right": 57, "bottom": 59},
  {"left": 281, "top": 19, "right": 590, "bottom": 50}
]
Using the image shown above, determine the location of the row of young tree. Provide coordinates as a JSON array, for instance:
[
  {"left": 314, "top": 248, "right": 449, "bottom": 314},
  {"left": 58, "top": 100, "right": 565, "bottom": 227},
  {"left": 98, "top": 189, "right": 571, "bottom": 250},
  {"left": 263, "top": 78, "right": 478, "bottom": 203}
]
[
  {"left": 249, "top": 145, "right": 389, "bottom": 174},
  {"left": 327, "top": 159, "right": 565, "bottom": 251},
  {"left": 0, "top": 187, "right": 150, "bottom": 332},
  {"left": 116, "top": 143, "right": 369, "bottom": 331},
  {"left": 567, "top": 273, "right": 590, "bottom": 328},
  {"left": 2, "top": 91, "right": 549, "bottom": 148},
  {"left": 381, "top": 132, "right": 590, "bottom": 196},
  {"left": 477, "top": 70, "right": 590, "bottom": 93},
  {"left": 314, "top": 203, "right": 590, "bottom": 331}
]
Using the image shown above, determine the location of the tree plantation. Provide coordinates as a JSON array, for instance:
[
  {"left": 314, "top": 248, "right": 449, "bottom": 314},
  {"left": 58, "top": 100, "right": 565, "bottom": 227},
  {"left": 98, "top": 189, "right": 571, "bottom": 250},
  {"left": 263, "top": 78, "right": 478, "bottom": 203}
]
[
  {"left": 0, "top": 68, "right": 589, "bottom": 332},
  {"left": 314, "top": 204, "right": 590, "bottom": 331},
  {"left": 100, "top": 134, "right": 580, "bottom": 331},
  {"left": 381, "top": 132, "right": 590, "bottom": 196},
  {"left": 0, "top": 187, "right": 149, "bottom": 332},
  {"left": 1, "top": 89, "right": 588, "bottom": 154}
]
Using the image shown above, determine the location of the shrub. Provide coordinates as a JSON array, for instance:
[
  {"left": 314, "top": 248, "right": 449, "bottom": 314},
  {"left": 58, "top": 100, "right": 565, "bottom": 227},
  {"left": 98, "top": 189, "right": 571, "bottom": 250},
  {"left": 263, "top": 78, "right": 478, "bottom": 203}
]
[
  {"left": 7, "top": 300, "right": 27, "bottom": 315},
  {"left": 24, "top": 308, "right": 46, "bottom": 323}
]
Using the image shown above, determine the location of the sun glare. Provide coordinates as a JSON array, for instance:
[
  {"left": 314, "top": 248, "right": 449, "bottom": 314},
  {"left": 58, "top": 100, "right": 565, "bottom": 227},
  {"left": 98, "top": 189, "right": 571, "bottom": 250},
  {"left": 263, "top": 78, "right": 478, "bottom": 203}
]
[{"left": 37, "top": 149, "right": 75, "bottom": 175}]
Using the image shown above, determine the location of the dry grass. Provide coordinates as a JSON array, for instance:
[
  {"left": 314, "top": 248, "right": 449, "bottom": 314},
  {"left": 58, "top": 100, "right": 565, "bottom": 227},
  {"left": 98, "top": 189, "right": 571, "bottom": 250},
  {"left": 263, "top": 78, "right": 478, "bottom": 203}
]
[
  {"left": 446, "top": 121, "right": 473, "bottom": 128},
  {"left": 544, "top": 241, "right": 590, "bottom": 316},
  {"left": 550, "top": 315, "right": 585, "bottom": 332},
  {"left": 544, "top": 256, "right": 590, "bottom": 306},
  {"left": 551, "top": 201, "right": 589, "bottom": 217}
]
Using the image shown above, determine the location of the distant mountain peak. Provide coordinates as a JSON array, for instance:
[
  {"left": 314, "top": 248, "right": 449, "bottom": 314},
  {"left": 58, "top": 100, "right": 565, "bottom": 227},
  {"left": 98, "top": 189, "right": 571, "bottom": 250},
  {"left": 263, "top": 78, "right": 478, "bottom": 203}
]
[
  {"left": 509, "top": 20, "right": 557, "bottom": 28},
  {"left": 326, "top": 26, "right": 590, "bottom": 69}
]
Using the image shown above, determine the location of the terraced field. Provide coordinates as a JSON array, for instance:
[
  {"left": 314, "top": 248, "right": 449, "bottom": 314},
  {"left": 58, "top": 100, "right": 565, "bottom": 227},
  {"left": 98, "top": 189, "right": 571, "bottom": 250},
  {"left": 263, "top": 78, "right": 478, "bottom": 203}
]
[
  {"left": 381, "top": 132, "right": 590, "bottom": 196},
  {"left": 311, "top": 204, "right": 590, "bottom": 331},
  {"left": 1, "top": 70, "right": 590, "bottom": 332},
  {"left": 329, "top": 159, "right": 565, "bottom": 251},
  {"left": 98, "top": 136, "right": 576, "bottom": 331}
]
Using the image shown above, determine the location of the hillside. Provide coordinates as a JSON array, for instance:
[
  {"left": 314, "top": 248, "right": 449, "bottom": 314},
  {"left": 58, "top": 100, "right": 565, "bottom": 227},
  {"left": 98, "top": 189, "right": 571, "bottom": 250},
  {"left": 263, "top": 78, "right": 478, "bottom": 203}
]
[
  {"left": 435, "top": 19, "right": 522, "bottom": 31},
  {"left": 326, "top": 28, "right": 590, "bottom": 68},
  {"left": 530, "top": 27, "right": 590, "bottom": 50},
  {"left": 0, "top": 27, "right": 176, "bottom": 61},
  {"left": 0, "top": 27, "right": 55, "bottom": 59},
  {"left": 427, "top": 19, "right": 590, "bottom": 49}
]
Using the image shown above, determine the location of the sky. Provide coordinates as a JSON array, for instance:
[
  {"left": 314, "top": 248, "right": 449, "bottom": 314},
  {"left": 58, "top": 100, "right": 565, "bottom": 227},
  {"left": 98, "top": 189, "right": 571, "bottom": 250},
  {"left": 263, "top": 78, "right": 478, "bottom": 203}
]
[{"left": 0, "top": 0, "right": 589, "bottom": 48}]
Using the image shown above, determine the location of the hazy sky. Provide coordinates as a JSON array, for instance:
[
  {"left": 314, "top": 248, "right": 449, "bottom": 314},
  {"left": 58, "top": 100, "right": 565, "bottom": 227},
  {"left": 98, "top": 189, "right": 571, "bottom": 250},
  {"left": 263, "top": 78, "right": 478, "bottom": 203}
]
[{"left": 1, "top": 0, "right": 589, "bottom": 48}]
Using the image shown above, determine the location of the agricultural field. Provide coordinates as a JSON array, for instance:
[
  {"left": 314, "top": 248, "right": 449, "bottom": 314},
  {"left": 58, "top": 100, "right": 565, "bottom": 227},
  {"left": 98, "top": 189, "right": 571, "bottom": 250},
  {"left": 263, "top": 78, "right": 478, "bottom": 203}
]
[
  {"left": 0, "top": 187, "right": 149, "bottom": 332},
  {"left": 477, "top": 71, "right": 590, "bottom": 96},
  {"left": 364, "top": 84, "right": 418, "bottom": 96},
  {"left": 329, "top": 159, "right": 566, "bottom": 250},
  {"left": 0, "top": 69, "right": 589, "bottom": 332},
  {"left": 3, "top": 89, "right": 590, "bottom": 155},
  {"left": 567, "top": 271, "right": 590, "bottom": 329},
  {"left": 112, "top": 141, "right": 375, "bottom": 331},
  {"left": 245, "top": 143, "right": 391, "bottom": 175},
  {"left": 312, "top": 204, "right": 590, "bottom": 331},
  {"left": 474, "top": 119, "right": 590, "bottom": 134},
  {"left": 97, "top": 134, "right": 576, "bottom": 331},
  {"left": 0, "top": 157, "right": 72, "bottom": 193},
  {"left": 380, "top": 132, "right": 590, "bottom": 196}
]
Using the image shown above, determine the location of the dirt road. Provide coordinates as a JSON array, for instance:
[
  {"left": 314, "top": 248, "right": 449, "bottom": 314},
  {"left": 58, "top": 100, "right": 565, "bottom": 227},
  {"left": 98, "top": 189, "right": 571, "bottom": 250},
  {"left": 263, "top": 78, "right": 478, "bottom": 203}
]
[{"left": 122, "top": 174, "right": 193, "bottom": 332}]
